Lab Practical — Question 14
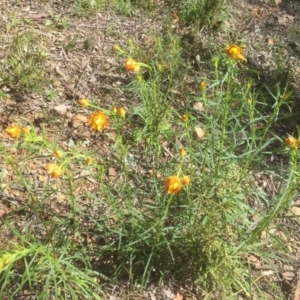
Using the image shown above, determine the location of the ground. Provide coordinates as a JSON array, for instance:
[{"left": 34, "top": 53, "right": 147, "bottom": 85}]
[{"left": 1, "top": 0, "right": 300, "bottom": 299}]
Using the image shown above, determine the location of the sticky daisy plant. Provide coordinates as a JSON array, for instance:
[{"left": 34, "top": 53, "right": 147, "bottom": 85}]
[
  {"left": 198, "top": 81, "right": 206, "bottom": 90},
  {"left": 164, "top": 175, "right": 191, "bottom": 194},
  {"left": 86, "top": 156, "right": 93, "bottom": 165},
  {"left": 285, "top": 135, "right": 298, "bottom": 150},
  {"left": 124, "top": 58, "right": 141, "bottom": 73},
  {"left": 45, "top": 149, "right": 96, "bottom": 179},
  {"left": 77, "top": 98, "right": 89, "bottom": 107},
  {"left": 123, "top": 58, "right": 151, "bottom": 74},
  {"left": 77, "top": 97, "right": 108, "bottom": 112},
  {"left": 45, "top": 164, "right": 63, "bottom": 179},
  {"left": 113, "top": 45, "right": 124, "bottom": 54},
  {"left": 181, "top": 175, "right": 190, "bottom": 186},
  {"left": 164, "top": 176, "right": 182, "bottom": 194},
  {"left": 5, "top": 124, "right": 21, "bottom": 138},
  {"left": 181, "top": 114, "right": 189, "bottom": 123},
  {"left": 5, "top": 123, "right": 32, "bottom": 139},
  {"left": 112, "top": 107, "right": 126, "bottom": 118},
  {"left": 164, "top": 147, "right": 191, "bottom": 195},
  {"left": 112, "top": 43, "right": 151, "bottom": 74},
  {"left": 76, "top": 97, "right": 125, "bottom": 133},
  {"left": 51, "top": 150, "right": 63, "bottom": 158},
  {"left": 179, "top": 148, "right": 186, "bottom": 157},
  {"left": 224, "top": 44, "right": 245, "bottom": 61},
  {"left": 164, "top": 148, "right": 192, "bottom": 195},
  {"left": 88, "top": 111, "right": 108, "bottom": 132},
  {"left": 4, "top": 123, "right": 47, "bottom": 149}
]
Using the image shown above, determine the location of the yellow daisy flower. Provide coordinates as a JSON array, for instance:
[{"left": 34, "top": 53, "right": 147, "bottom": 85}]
[
  {"left": 88, "top": 111, "right": 108, "bottom": 131},
  {"left": 164, "top": 176, "right": 182, "bottom": 194}
]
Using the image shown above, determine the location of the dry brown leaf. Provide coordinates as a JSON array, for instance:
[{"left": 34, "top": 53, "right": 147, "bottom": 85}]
[
  {"left": 265, "top": 37, "right": 273, "bottom": 46},
  {"left": 26, "top": 13, "right": 49, "bottom": 20},
  {"left": 38, "top": 175, "right": 48, "bottom": 182},
  {"left": 163, "top": 289, "right": 175, "bottom": 299},
  {"left": 173, "top": 292, "right": 183, "bottom": 300},
  {"left": 172, "top": 11, "right": 180, "bottom": 21},
  {"left": 56, "top": 193, "right": 67, "bottom": 204},
  {"left": 278, "top": 230, "right": 288, "bottom": 242},
  {"left": 294, "top": 279, "right": 300, "bottom": 300},
  {"left": 53, "top": 104, "right": 70, "bottom": 115},
  {"left": 55, "top": 66, "right": 67, "bottom": 78},
  {"left": 73, "top": 114, "right": 88, "bottom": 128},
  {"left": 74, "top": 114, "right": 88, "bottom": 122},
  {"left": 108, "top": 167, "right": 117, "bottom": 178},
  {"left": 261, "top": 270, "right": 274, "bottom": 276},
  {"left": 253, "top": 8, "right": 265, "bottom": 18},
  {"left": 248, "top": 254, "right": 259, "bottom": 264},
  {"left": 278, "top": 15, "right": 294, "bottom": 26},
  {"left": 72, "top": 121, "right": 83, "bottom": 129},
  {"left": 86, "top": 177, "right": 98, "bottom": 184},
  {"left": 261, "top": 230, "right": 267, "bottom": 240},
  {"left": 194, "top": 127, "right": 205, "bottom": 140},
  {"left": 193, "top": 102, "right": 204, "bottom": 112},
  {"left": 52, "top": 80, "right": 62, "bottom": 88},
  {"left": 79, "top": 170, "right": 92, "bottom": 177},
  {"left": 0, "top": 210, "right": 8, "bottom": 218},
  {"left": 288, "top": 206, "right": 300, "bottom": 224},
  {"left": 282, "top": 270, "right": 295, "bottom": 281},
  {"left": 278, "top": 16, "right": 288, "bottom": 26},
  {"left": 148, "top": 291, "right": 156, "bottom": 300},
  {"left": 2, "top": 168, "right": 8, "bottom": 179}
]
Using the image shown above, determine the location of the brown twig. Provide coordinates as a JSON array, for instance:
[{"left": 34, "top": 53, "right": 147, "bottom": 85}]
[{"left": 294, "top": 276, "right": 300, "bottom": 300}]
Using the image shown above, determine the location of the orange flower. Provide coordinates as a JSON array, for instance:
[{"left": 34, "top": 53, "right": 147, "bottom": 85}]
[
  {"left": 285, "top": 136, "right": 298, "bottom": 149},
  {"left": 51, "top": 150, "right": 63, "bottom": 158},
  {"left": 21, "top": 127, "right": 30, "bottom": 133},
  {"left": 124, "top": 58, "right": 140, "bottom": 73},
  {"left": 112, "top": 107, "right": 118, "bottom": 114},
  {"left": 181, "top": 175, "right": 190, "bottom": 186},
  {"left": 181, "top": 114, "right": 188, "bottom": 122},
  {"left": 86, "top": 157, "right": 93, "bottom": 165},
  {"left": 198, "top": 81, "right": 206, "bottom": 89},
  {"left": 282, "top": 93, "right": 289, "bottom": 101},
  {"left": 164, "top": 176, "right": 182, "bottom": 194},
  {"left": 113, "top": 45, "right": 121, "bottom": 52},
  {"left": 179, "top": 148, "right": 186, "bottom": 157},
  {"left": 78, "top": 98, "right": 89, "bottom": 107},
  {"left": 5, "top": 124, "right": 21, "bottom": 138},
  {"left": 117, "top": 107, "right": 126, "bottom": 118},
  {"left": 224, "top": 45, "right": 245, "bottom": 61},
  {"left": 45, "top": 164, "right": 63, "bottom": 178},
  {"left": 136, "top": 75, "right": 143, "bottom": 81},
  {"left": 88, "top": 111, "right": 108, "bottom": 131}
]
